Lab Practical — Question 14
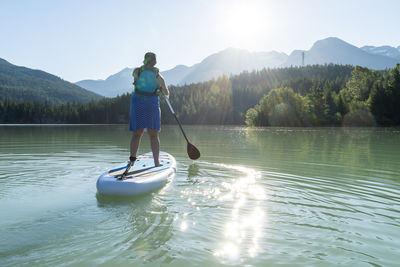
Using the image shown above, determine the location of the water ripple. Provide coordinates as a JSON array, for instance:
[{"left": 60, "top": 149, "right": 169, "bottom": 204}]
[{"left": 1, "top": 126, "right": 400, "bottom": 266}]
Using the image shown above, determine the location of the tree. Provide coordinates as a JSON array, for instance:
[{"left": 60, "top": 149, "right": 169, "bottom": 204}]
[
  {"left": 245, "top": 87, "right": 309, "bottom": 126},
  {"left": 346, "top": 66, "right": 378, "bottom": 101}
]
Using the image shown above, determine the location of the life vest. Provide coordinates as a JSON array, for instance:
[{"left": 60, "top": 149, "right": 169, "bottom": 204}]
[{"left": 133, "top": 66, "right": 160, "bottom": 95}]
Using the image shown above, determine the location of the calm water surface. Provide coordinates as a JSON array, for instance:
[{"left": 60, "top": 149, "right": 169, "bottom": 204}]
[{"left": 0, "top": 125, "right": 399, "bottom": 266}]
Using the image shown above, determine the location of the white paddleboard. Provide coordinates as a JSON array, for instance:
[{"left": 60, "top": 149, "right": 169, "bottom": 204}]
[{"left": 96, "top": 151, "right": 177, "bottom": 196}]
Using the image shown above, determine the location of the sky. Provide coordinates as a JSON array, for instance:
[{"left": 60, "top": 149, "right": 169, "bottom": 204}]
[{"left": 1, "top": 0, "right": 400, "bottom": 82}]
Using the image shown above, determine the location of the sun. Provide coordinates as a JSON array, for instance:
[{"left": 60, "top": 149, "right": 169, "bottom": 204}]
[{"left": 221, "top": 1, "right": 268, "bottom": 44}]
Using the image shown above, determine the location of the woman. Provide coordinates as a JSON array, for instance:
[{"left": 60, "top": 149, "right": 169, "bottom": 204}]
[{"left": 128, "top": 52, "right": 169, "bottom": 168}]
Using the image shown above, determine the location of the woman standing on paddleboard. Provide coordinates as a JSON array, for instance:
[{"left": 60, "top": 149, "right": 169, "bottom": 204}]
[{"left": 129, "top": 52, "right": 170, "bottom": 168}]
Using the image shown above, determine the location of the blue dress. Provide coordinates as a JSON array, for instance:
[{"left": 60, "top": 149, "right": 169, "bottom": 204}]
[{"left": 129, "top": 93, "right": 161, "bottom": 132}]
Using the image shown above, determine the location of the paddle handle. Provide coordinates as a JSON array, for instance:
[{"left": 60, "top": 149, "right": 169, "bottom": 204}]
[
  {"left": 165, "top": 97, "right": 175, "bottom": 115},
  {"left": 164, "top": 96, "right": 190, "bottom": 143}
]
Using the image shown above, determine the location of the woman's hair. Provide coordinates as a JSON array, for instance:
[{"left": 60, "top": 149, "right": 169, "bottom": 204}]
[{"left": 143, "top": 52, "right": 156, "bottom": 65}]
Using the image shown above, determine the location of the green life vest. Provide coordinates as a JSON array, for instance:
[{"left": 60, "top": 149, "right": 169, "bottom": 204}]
[{"left": 133, "top": 66, "right": 160, "bottom": 95}]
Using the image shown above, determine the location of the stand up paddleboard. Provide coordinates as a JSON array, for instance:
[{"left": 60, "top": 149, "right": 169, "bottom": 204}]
[{"left": 96, "top": 151, "right": 176, "bottom": 196}]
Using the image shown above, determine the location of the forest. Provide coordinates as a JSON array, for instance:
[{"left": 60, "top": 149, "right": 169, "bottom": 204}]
[
  {"left": 1, "top": 64, "right": 399, "bottom": 126},
  {"left": 245, "top": 64, "right": 400, "bottom": 126}
]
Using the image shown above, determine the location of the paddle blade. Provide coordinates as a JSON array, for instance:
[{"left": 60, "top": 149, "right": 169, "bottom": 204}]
[{"left": 187, "top": 142, "right": 200, "bottom": 160}]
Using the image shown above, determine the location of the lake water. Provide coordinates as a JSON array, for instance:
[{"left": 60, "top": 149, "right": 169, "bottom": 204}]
[{"left": 0, "top": 125, "right": 399, "bottom": 266}]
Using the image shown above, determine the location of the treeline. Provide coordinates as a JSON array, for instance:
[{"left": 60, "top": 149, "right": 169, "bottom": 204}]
[
  {"left": 245, "top": 64, "right": 400, "bottom": 126},
  {"left": 0, "top": 95, "right": 130, "bottom": 123},
  {"left": 1, "top": 64, "right": 399, "bottom": 126},
  {"left": 166, "top": 64, "right": 353, "bottom": 124}
]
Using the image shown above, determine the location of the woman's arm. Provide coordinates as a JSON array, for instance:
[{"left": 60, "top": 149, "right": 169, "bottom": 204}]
[
  {"left": 132, "top": 68, "right": 140, "bottom": 82},
  {"left": 157, "top": 74, "right": 170, "bottom": 98}
]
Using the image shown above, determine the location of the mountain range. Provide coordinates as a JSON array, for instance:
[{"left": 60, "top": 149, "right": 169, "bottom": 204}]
[
  {"left": 76, "top": 37, "right": 400, "bottom": 97},
  {"left": 2, "top": 37, "right": 399, "bottom": 102},
  {"left": 76, "top": 49, "right": 288, "bottom": 97},
  {"left": 360, "top": 45, "right": 400, "bottom": 60},
  {"left": 0, "top": 58, "right": 102, "bottom": 104}
]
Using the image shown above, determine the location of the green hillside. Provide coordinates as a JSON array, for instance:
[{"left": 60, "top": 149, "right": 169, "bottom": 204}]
[{"left": 0, "top": 58, "right": 102, "bottom": 104}]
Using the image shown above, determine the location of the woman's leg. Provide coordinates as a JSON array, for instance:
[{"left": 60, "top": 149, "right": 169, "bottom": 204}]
[
  {"left": 147, "top": 128, "right": 161, "bottom": 166},
  {"left": 130, "top": 129, "right": 144, "bottom": 159}
]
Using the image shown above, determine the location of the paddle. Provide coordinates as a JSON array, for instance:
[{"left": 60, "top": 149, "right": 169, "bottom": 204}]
[
  {"left": 164, "top": 96, "right": 200, "bottom": 160},
  {"left": 118, "top": 156, "right": 136, "bottom": 180}
]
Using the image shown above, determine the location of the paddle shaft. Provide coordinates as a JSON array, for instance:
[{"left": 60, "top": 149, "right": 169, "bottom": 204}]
[{"left": 165, "top": 98, "right": 190, "bottom": 143}]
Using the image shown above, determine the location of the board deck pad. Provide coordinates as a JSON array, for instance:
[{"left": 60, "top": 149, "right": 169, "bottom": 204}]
[{"left": 108, "top": 153, "right": 173, "bottom": 179}]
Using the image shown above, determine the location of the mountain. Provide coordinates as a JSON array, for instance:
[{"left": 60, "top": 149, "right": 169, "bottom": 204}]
[
  {"left": 284, "top": 37, "right": 399, "bottom": 69},
  {"left": 160, "top": 64, "right": 193, "bottom": 86},
  {"left": 76, "top": 67, "right": 134, "bottom": 97},
  {"left": 76, "top": 37, "right": 400, "bottom": 97},
  {"left": 75, "top": 48, "right": 288, "bottom": 97},
  {"left": 360, "top": 45, "right": 400, "bottom": 60},
  {"left": 176, "top": 48, "right": 288, "bottom": 85},
  {"left": 0, "top": 58, "right": 102, "bottom": 104}
]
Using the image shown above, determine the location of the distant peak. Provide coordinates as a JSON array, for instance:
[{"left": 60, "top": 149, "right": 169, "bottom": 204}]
[
  {"left": 311, "top": 37, "right": 355, "bottom": 50},
  {"left": 218, "top": 47, "right": 250, "bottom": 54},
  {"left": 325, "top": 36, "right": 342, "bottom": 41},
  {"left": 315, "top": 37, "right": 347, "bottom": 45},
  {"left": 173, "top": 64, "right": 189, "bottom": 69}
]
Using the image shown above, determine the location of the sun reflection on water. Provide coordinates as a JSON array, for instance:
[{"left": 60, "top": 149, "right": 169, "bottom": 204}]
[
  {"left": 212, "top": 164, "right": 266, "bottom": 263},
  {"left": 180, "top": 221, "right": 188, "bottom": 231},
  {"left": 179, "top": 162, "right": 266, "bottom": 262}
]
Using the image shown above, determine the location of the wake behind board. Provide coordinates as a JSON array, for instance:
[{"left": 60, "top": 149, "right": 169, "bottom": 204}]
[{"left": 96, "top": 151, "right": 176, "bottom": 196}]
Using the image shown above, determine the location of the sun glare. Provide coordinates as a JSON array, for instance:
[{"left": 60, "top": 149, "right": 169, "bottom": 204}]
[{"left": 221, "top": 1, "right": 268, "bottom": 43}]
